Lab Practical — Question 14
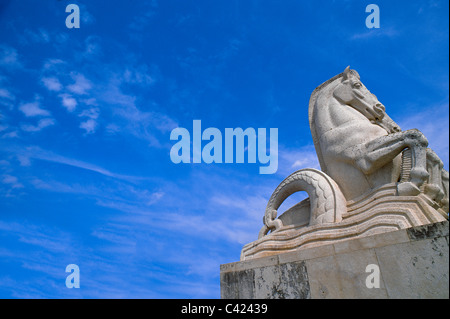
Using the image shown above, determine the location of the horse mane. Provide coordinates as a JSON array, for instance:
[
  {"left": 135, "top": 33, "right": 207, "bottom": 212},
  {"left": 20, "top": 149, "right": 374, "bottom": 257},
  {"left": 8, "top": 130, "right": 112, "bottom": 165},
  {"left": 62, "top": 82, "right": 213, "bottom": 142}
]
[{"left": 308, "top": 71, "right": 345, "bottom": 173}]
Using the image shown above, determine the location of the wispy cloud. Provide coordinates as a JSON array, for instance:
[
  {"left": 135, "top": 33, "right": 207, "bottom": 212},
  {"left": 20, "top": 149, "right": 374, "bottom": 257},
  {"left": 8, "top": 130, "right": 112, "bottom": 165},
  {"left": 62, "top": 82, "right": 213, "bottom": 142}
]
[
  {"left": 42, "top": 58, "right": 66, "bottom": 71},
  {"left": 79, "top": 107, "right": 99, "bottom": 119},
  {"left": 15, "top": 146, "right": 142, "bottom": 183},
  {"left": 79, "top": 119, "right": 96, "bottom": 134},
  {"left": 123, "top": 64, "right": 156, "bottom": 86},
  {"left": 128, "top": 1, "right": 158, "bottom": 36},
  {"left": 2, "top": 174, "right": 23, "bottom": 188},
  {"left": 0, "top": 44, "right": 22, "bottom": 69},
  {"left": 41, "top": 76, "right": 62, "bottom": 92},
  {"left": 99, "top": 77, "right": 177, "bottom": 146},
  {"left": 67, "top": 73, "right": 92, "bottom": 95},
  {"left": 78, "top": 3, "right": 95, "bottom": 26},
  {"left": 0, "top": 88, "right": 15, "bottom": 100},
  {"left": 277, "top": 144, "right": 320, "bottom": 176},
  {"left": 20, "top": 118, "right": 55, "bottom": 132},
  {"left": 351, "top": 26, "right": 400, "bottom": 40},
  {"left": 79, "top": 107, "right": 99, "bottom": 134},
  {"left": 19, "top": 101, "right": 51, "bottom": 117},
  {"left": 21, "top": 28, "right": 51, "bottom": 44},
  {"left": 0, "top": 87, "right": 15, "bottom": 109},
  {"left": 33, "top": 44, "right": 173, "bottom": 147}
]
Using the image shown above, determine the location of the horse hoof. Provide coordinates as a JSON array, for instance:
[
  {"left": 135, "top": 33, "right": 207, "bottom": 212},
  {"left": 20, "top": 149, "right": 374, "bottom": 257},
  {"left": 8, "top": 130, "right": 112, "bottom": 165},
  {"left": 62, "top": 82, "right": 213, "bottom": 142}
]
[
  {"left": 397, "top": 182, "right": 421, "bottom": 196},
  {"left": 439, "top": 198, "right": 449, "bottom": 213},
  {"left": 424, "top": 184, "right": 444, "bottom": 202}
]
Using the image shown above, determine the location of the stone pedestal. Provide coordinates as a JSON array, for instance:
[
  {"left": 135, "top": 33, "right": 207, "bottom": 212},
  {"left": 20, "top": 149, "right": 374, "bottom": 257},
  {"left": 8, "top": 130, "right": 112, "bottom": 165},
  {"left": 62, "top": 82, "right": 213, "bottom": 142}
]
[
  {"left": 241, "top": 185, "right": 447, "bottom": 260},
  {"left": 220, "top": 221, "right": 449, "bottom": 299}
]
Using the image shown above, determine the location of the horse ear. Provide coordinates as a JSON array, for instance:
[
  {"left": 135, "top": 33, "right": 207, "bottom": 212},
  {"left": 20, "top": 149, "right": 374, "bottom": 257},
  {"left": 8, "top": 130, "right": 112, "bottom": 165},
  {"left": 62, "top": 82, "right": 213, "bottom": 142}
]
[{"left": 342, "top": 66, "right": 351, "bottom": 80}]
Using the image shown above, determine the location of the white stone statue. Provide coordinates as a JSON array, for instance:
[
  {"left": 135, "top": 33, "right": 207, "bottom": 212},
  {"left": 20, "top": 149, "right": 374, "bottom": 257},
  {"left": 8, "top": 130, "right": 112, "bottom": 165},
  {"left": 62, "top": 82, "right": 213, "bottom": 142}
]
[{"left": 243, "top": 67, "right": 448, "bottom": 260}]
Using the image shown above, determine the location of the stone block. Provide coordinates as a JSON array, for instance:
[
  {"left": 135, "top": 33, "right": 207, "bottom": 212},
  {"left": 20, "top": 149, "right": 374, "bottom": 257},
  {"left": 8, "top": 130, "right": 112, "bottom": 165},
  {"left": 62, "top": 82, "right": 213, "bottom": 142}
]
[
  {"left": 221, "top": 221, "right": 449, "bottom": 299},
  {"left": 254, "top": 262, "right": 310, "bottom": 299},
  {"left": 332, "top": 228, "right": 410, "bottom": 254},
  {"left": 306, "top": 249, "right": 389, "bottom": 298},
  {"left": 375, "top": 235, "right": 449, "bottom": 298}
]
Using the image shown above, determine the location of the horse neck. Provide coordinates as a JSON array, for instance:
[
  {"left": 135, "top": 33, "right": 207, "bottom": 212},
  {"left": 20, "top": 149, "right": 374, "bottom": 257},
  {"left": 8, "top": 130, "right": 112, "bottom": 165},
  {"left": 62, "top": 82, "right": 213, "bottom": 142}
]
[{"left": 314, "top": 95, "right": 370, "bottom": 135}]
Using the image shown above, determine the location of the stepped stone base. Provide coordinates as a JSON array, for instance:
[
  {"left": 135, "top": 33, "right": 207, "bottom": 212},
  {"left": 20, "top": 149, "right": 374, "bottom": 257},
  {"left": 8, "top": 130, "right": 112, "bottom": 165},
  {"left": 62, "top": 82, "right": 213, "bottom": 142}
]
[
  {"left": 241, "top": 184, "right": 447, "bottom": 260},
  {"left": 220, "top": 221, "right": 449, "bottom": 299}
]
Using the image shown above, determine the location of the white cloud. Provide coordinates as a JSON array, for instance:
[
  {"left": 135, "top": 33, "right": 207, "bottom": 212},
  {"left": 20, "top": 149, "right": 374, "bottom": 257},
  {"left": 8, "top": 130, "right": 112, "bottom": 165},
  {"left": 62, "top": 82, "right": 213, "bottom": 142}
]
[
  {"left": 42, "top": 58, "right": 65, "bottom": 71},
  {"left": 59, "top": 94, "right": 77, "bottom": 112},
  {"left": 0, "top": 87, "right": 15, "bottom": 109},
  {"left": 0, "top": 44, "right": 22, "bottom": 68},
  {"left": 1, "top": 131, "right": 18, "bottom": 139},
  {"left": 80, "top": 119, "right": 97, "bottom": 134},
  {"left": 67, "top": 73, "right": 92, "bottom": 95},
  {"left": 99, "top": 78, "right": 177, "bottom": 145},
  {"left": 22, "top": 28, "right": 51, "bottom": 44},
  {"left": 2, "top": 175, "right": 23, "bottom": 188},
  {"left": 16, "top": 146, "right": 140, "bottom": 182},
  {"left": 123, "top": 65, "right": 155, "bottom": 86},
  {"left": 21, "top": 118, "right": 55, "bottom": 132},
  {"left": 81, "top": 98, "right": 98, "bottom": 106},
  {"left": 0, "top": 88, "right": 15, "bottom": 100},
  {"left": 41, "top": 77, "right": 62, "bottom": 92},
  {"left": 351, "top": 26, "right": 399, "bottom": 40},
  {"left": 106, "top": 123, "right": 120, "bottom": 134},
  {"left": 79, "top": 4, "right": 95, "bottom": 25},
  {"left": 79, "top": 107, "right": 99, "bottom": 119},
  {"left": 17, "top": 155, "right": 31, "bottom": 166},
  {"left": 79, "top": 107, "right": 100, "bottom": 133},
  {"left": 83, "top": 36, "right": 102, "bottom": 59},
  {"left": 101, "top": 80, "right": 136, "bottom": 107},
  {"left": 19, "top": 101, "right": 50, "bottom": 117}
]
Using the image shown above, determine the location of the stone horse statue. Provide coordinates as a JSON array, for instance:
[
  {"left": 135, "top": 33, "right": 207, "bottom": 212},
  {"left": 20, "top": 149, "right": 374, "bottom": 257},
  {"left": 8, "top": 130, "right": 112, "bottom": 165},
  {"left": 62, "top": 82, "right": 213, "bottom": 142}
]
[{"left": 259, "top": 66, "right": 448, "bottom": 238}]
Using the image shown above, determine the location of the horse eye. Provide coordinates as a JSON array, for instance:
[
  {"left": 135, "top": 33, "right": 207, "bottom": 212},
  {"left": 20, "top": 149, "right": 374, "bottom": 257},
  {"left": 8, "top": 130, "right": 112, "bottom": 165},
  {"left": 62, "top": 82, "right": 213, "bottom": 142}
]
[{"left": 354, "top": 83, "right": 362, "bottom": 88}]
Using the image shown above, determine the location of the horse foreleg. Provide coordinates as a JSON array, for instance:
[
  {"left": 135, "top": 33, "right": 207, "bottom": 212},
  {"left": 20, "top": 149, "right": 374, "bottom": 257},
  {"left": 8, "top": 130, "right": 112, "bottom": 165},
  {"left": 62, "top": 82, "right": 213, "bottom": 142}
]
[
  {"left": 424, "top": 148, "right": 445, "bottom": 202},
  {"left": 347, "top": 129, "right": 429, "bottom": 195},
  {"left": 440, "top": 169, "right": 449, "bottom": 212}
]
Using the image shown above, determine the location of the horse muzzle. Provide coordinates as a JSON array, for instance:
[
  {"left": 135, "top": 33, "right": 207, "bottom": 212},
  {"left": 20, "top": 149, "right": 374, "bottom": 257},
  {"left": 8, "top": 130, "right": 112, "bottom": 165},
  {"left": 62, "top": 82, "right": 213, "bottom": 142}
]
[
  {"left": 374, "top": 112, "right": 402, "bottom": 133},
  {"left": 373, "top": 103, "right": 385, "bottom": 116}
]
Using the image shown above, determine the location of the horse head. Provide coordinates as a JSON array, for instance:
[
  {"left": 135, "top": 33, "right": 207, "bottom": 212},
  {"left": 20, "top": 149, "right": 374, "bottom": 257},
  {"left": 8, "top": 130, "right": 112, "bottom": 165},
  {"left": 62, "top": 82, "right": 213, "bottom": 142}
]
[{"left": 333, "top": 66, "right": 401, "bottom": 134}]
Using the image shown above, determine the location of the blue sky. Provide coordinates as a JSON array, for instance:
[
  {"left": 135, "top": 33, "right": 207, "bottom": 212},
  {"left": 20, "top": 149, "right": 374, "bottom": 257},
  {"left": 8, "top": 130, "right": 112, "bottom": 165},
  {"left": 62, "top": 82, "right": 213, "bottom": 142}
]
[{"left": 0, "top": 0, "right": 448, "bottom": 298}]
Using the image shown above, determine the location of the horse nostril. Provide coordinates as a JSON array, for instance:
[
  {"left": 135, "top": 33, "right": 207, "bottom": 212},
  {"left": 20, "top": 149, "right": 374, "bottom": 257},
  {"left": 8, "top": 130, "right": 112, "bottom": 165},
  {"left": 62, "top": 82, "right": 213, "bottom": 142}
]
[{"left": 375, "top": 103, "right": 385, "bottom": 112}]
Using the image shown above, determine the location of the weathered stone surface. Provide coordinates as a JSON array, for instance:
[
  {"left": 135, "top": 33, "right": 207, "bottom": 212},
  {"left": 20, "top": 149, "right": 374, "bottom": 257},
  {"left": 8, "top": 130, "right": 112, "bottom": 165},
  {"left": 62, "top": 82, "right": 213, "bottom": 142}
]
[
  {"left": 221, "top": 222, "right": 449, "bottom": 299},
  {"left": 406, "top": 220, "right": 449, "bottom": 241},
  {"left": 375, "top": 235, "right": 449, "bottom": 298},
  {"left": 254, "top": 262, "right": 310, "bottom": 299},
  {"left": 220, "top": 269, "right": 255, "bottom": 299}
]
